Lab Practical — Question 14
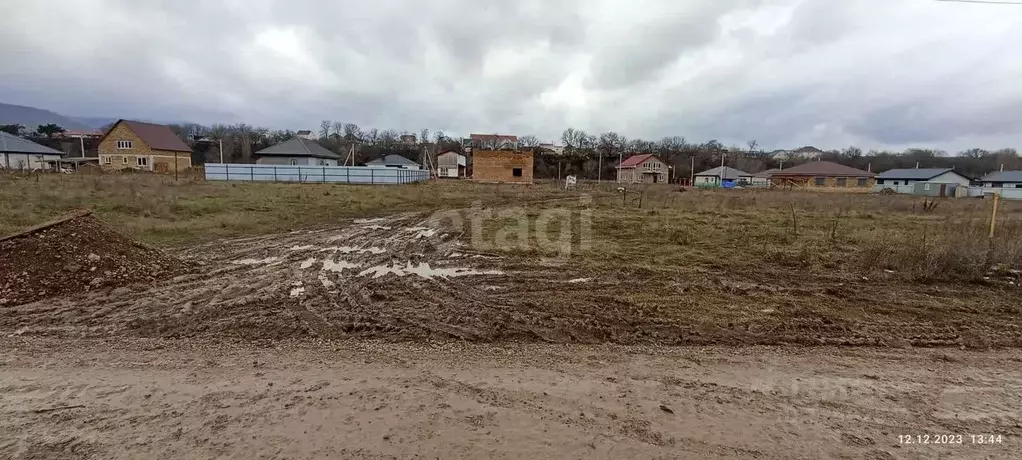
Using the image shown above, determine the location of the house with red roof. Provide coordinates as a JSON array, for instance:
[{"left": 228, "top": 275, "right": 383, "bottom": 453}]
[
  {"left": 617, "top": 154, "right": 668, "bottom": 184},
  {"left": 97, "top": 120, "right": 192, "bottom": 174}
]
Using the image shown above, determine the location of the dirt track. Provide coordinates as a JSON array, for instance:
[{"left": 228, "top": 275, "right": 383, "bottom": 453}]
[
  {"left": 1, "top": 338, "right": 1019, "bottom": 459},
  {"left": 3, "top": 213, "right": 1021, "bottom": 348}
]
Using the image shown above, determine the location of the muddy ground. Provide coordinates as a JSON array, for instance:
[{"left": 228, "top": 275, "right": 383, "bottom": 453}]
[
  {"left": 2, "top": 213, "right": 1021, "bottom": 348},
  {"left": 1, "top": 338, "right": 1019, "bottom": 459}
]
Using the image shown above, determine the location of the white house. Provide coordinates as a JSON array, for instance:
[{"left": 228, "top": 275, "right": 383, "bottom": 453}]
[
  {"left": 751, "top": 168, "right": 780, "bottom": 186},
  {"left": 436, "top": 151, "right": 466, "bottom": 178},
  {"left": 874, "top": 168, "right": 972, "bottom": 192},
  {"left": 694, "top": 166, "right": 754, "bottom": 186},
  {"left": 0, "top": 132, "right": 64, "bottom": 170},
  {"left": 253, "top": 138, "right": 341, "bottom": 166},
  {"left": 366, "top": 154, "right": 421, "bottom": 170},
  {"left": 978, "top": 170, "right": 1022, "bottom": 189}
]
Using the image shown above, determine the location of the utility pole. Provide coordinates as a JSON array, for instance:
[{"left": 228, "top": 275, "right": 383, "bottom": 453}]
[
  {"left": 219, "top": 139, "right": 224, "bottom": 163},
  {"left": 598, "top": 152, "right": 602, "bottom": 184},
  {"left": 617, "top": 150, "right": 623, "bottom": 183},
  {"left": 719, "top": 152, "right": 726, "bottom": 185},
  {"left": 79, "top": 136, "right": 85, "bottom": 158}
]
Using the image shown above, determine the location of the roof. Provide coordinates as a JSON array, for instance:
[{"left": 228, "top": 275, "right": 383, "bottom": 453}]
[
  {"left": 979, "top": 170, "right": 1022, "bottom": 183},
  {"left": 792, "top": 146, "right": 824, "bottom": 154},
  {"left": 770, "top": 161, "right": 874, "bottom": 177},
  {"left": 296, "top": 130, "right": 313, "bottom": 135},
  {"left": 875, "top": 168, "right": 959, "bottom": 180},
  {"left": 695, "top": 166, "right": 753, "bottom": 179},
  {"left": 103, "top": 120, "right": 192, "bottom": 152},
  {"left": 619, "top": 154, "right": 659, "bottom": 168},
  {"left": 0, "top": 132, "right": 63, "bottom": 155},
  {"left": 255, "top": 138, "right": 341, "bottom": 160},
  {"left": 470, "top": 134, "right": 518, "bottom": 143},
  {"left": 753, "top": 168, "right": 780, "bottom": 178},
  {"left": 367, "top": 154, "right": 421, "bottom": 167}
]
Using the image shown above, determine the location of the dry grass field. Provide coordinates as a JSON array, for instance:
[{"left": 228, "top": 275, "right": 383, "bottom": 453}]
[{"left": 4, "top": 171, "right": 1022, "bottom": 459}]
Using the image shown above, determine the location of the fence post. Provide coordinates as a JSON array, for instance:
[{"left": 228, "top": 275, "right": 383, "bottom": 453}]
[
  {"left": 346, "top": 167, "right": 350, "bottom": 184},
  {"left": 273, "top": 166, "right": 277, "bottom": 182},
  {"left": 371, "top": 167, "right": 375, "bottom": 184},
  {"left": 250, "top": 165, "right": 254, "bottom": 182},
  {"left": 990, "top": 192, "right": 1000, "bottom": 238},
  {"left": 225, "top": 164, "right": 230, "bottom": 181}
]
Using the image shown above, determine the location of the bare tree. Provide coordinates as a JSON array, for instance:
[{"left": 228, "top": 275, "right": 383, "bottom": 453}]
[
  {"left": 343, "top": 123, "right": 362, "bottom": 143},
  {"left": 319, "top": 120, "right": 332, "bottom": 140},
  {"left": 518, "top": 135, "right": 540, "bottom": 148}
]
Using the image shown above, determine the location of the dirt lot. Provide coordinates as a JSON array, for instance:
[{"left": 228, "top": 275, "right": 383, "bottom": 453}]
[
  {"left": 1, "top": 338, "right": 1019, "bottom": 459},
  {"left": 3, "top": 176, "right": 1022, "bottom": 458},
  {"left": 3, "top": 212, "right": 1021, "bottom": 348}
]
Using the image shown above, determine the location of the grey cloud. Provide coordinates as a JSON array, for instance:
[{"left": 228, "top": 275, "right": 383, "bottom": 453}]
[{"left": 2, "top": 0, "right": 1022, "bottom": 150}]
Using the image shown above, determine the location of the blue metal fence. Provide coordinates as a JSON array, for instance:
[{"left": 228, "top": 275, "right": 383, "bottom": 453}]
[{"left": 204, "top": 164, "right": 430, "bottom": 184}]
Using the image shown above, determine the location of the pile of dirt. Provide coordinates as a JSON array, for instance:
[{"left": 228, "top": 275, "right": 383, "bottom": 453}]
[{"left": 0, "top": 211, "right": 189, "bottom": 306}]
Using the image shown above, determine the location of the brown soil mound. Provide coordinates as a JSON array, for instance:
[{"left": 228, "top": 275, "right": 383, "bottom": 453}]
[{"left": 0, "top": 211, "right": 189, "bottom": 306}]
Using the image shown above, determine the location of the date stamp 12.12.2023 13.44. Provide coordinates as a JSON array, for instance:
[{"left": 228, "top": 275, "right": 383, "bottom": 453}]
[{"left": 898, "top": 434, "right": 1004, "bottom": 445}]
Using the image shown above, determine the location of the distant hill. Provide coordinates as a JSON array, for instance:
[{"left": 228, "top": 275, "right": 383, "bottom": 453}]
[
  {"left": 69, "top": 116, "right": 118, "bottom": 130},
  {"left": 0, "top": 102, "right": 95, "bottom": 132}
]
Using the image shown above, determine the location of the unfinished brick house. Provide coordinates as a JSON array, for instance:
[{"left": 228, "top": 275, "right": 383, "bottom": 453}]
[
  {"left": 472, "top": 150, "right": 534, "bottom": 184},
  {"left": 98, "top": 120, "right": 192, "bottom": 173},
  {"left": 769, "top": 161, "right": 875, "bottom": 189}
]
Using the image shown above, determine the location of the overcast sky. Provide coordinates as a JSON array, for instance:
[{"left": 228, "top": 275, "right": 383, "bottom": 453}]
[{"left": 3, "top": 0, "right": 1022, "bottom": 151}]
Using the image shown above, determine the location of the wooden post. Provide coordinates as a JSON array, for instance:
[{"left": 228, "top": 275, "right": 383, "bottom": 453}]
[
  {"left": 371, "top": 167, "right": 375, "bottom": 184},
  {"left": 990, "top": 193, "right": 1000, "bottom": 238},
  {"left": 174, "top": 151, "right": 178, "bottom": 182}
]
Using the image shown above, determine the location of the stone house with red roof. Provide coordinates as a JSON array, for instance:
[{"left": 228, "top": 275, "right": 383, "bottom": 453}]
[
  {"left": 98, "top": 120, "right": 192, "bottom": 173},
  {"left": 616, "top": 154, "right": 668, "bottom": 184}
]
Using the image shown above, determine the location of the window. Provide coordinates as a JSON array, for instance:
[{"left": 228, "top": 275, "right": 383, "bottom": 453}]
[
  {"left": 892, "top": 181, "right": 899, "bottom": 186},
  {"left": 993, "top": 183, "right": 1003, "bottom": 188},
  {"left": 136, "top": 157, "right": 148, "bottom": 167},
  {"left": 836, "top": 177, "right": 847, "bottom": 187},
  {"left": 857, "top": 178, "right": 868, "bottom": 187},
  {"left": 116, "top": 140, "right": 133, "bottom": 149},
  {"left": 814, "top": 177, "right": 826, "bottom": 186},
  {"left": 512, "top": 167, "right": 523, "bottom": 177},
  {"left": 122, "top": 156, "right": 128, "bottom": 164},
  {"left": 876, "top": 179, "right": 885, "bottom": 185},
  {"left": 291, "top": 159, "right": 298, "bottom": 165},
  {"left": 1016, "top": 184, "right": 1022, "bottom": 189},
  {"left": 103, "top": 156, "right": 111, "bottom": 165},
  {"left": 923, "top": 183, "right": 931, "bottom": 191}
]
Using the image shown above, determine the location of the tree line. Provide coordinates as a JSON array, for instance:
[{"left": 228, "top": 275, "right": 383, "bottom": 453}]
[{"left": 5, "top": 120, "right": 1020, "bottom": 180}]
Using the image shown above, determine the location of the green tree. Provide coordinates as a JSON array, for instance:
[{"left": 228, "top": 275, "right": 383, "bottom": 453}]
[
  {"left": 35, "top": 123, "right": 65, "bottom": 138},
  {"left": 0, "top": 124, "right": 25, "bottom": 136}
]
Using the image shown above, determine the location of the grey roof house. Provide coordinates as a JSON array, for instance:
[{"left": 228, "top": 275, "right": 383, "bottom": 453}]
[
  {"left": 875, "top": 168, "right": 971, "bottom": 187},
  {"left": 253, "top": 138, "right": 341, "bottom": 166},
  {"left": 1, "top": 131, "right": 63, "bottom": 170},
  {"left": 366, "top": 154, "right": 421, "bottom": 170},
  {"left": 979, "top": 171, "right": 1022, "bottom": 188},
  {"left": 694, "top": 166, "right": 753, "bottom": 185}
]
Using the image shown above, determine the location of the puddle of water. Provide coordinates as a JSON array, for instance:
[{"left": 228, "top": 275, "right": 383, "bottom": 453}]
[
  {"left": 319, "top": 246, "right": 387, "bottom": 255},
  {"left": 322, "top": 259, "right": 360, "bottom": 273},
  {"left": 358, "top": 262, "right": 504, "bottom": 280},
  {"left": 406, "top": 227, "right": 438, "bottom": 239},
  {"left": 289, "top": 281, "right": 305, "bottom": 297},
  {"left": 299, "top": 258, "right": 317, "bottom": 269},
  {"left": 232, "top": 257, "right": 280, "bottom": 265},
  {"left": 318, "top": 274, "right": 336, "bottom": 290},
  {"left": 568, "top": 278, "right": 592, "bottom": 283}
]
